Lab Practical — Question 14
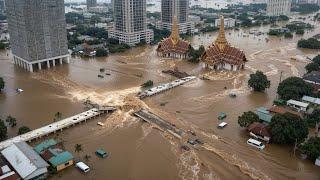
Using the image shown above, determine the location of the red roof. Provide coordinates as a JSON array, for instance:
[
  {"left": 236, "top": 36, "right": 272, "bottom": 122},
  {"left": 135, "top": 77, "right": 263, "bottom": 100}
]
[
  {"left": 268, "top": 106, "right": 301, "bottom": 117},
  {"left": 248, "top": 122, "right": 271, "bottom": 138},
  {"left": 157, "top": 38, "right": 190, "bottom": 55},
  {"left": 201, "top": 44, "right": 246, "bottom": 65}
]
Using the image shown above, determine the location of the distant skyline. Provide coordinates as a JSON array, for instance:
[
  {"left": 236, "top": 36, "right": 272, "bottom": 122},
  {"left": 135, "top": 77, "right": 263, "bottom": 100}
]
[{"left": 65, "top": 0, "right": 110, "bottom": 2}]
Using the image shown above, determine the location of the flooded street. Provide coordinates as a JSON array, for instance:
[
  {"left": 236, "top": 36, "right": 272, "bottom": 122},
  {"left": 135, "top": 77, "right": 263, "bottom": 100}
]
[{"left": 1, "top": 17, "right": 320, "bottom": 179}]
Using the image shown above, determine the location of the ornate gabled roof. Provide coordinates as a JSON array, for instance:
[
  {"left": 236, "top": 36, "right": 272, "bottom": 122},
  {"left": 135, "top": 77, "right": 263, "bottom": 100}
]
[
  {"left": 156, "top": 16, "right": 191, "bottom": 55},
  {"left": 201, "top": 15, "right": 246, "bottom": 66}
]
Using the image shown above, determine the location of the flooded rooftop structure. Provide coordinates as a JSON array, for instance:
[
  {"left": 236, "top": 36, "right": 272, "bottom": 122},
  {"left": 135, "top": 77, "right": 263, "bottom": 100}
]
[
  {"left": 156, "top": 16, "right": 191, "bottom": 59},
  {"left": 201, "top": 15, "right": 247, "bottom": 71}
]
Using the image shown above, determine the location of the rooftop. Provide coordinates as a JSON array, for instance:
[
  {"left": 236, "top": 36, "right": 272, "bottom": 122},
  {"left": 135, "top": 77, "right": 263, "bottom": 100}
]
[
  {"left": 34, "top": 139, "right": 58, "bottom": 154},
  {"left": 302, "top": 95, "right": 320, "bottom": 105},
  {"left": 303, "top": 71, "right": 320, "bottom": 84},
  {"left": 287, "top": 99, "right": 309, "bottom": 108},
  {"left": 48, "top": 151, "right": 73, "bottom": 167},
  {"left": 1, "top": 142, "right": 49, "bottom": 179},
  {"left": 255, "top": 107, "right": 273, "bottom": 123},
  {"left": 248, "top": 122, "right": 271, "bottom": 138}
]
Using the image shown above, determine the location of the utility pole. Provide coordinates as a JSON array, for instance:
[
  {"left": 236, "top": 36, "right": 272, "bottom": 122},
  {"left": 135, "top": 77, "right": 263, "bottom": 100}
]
[{"left": 277, "top": 71, "right": 284, "bottom": 99}]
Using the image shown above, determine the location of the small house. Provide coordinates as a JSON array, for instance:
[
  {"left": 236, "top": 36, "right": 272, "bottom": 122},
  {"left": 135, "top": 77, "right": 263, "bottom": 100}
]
[
  {"left": 247, "top": 122, "right": 271, "bottom": 143},
  {"left": 34, "top": 139, "right": 74, "bottom": 172},
  {"left": 255, "top": 107, "right": 273, "bottom": 124},
  {"left": 287, "top": 99, "right": 309, "bottom": 112}
]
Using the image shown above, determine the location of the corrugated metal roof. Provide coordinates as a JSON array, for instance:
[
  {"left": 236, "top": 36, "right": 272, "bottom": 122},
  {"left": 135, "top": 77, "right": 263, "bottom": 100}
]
[
  {"left": 302, "top": 95, "right": 320, "bottom": 105},
  {"left": 1, "top": 142, "right": 48, "bottom": 179},
  {"left": 255, "top": 107, "right": 272, "bottom": 123},
  {"left": 287, "top": 99, "right": 309, "bottom": 108},
  {"left": 302, "top": 95, "right": 316, "bottom": 103},
  {"left": 48, "top": 151, "right": 73, "bottom": 167},
  {"left": 34, "top": 139, "right": 57, "bottom": 154}
]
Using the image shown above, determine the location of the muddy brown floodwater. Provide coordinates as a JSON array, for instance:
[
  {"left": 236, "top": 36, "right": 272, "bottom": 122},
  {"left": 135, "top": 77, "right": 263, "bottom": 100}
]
[{"left": 1, "top": 14, "right": 320, "bottom": 180}]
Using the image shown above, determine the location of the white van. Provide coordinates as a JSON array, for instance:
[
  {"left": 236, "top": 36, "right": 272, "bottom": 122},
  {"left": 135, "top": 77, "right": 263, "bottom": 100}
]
[
  {"left": 76, "top": 162, "right": 90, "bottom": 173},
  {"left": 247, "top": 138, "right": 265, "bottom": 150},
  {"left": 217, "top": 122, "right": 228, "bottom": 129}
]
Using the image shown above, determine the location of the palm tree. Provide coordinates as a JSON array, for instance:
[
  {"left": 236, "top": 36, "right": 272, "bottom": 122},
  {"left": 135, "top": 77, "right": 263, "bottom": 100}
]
[
  {"left": 84, "top": 154, "right": 91, "bottom": 162},
  {"left": 74, "top": 144, "right": 83, "bottom": 161},
  {"left": 53, "top": 112, "right": 62, "bottom": 122}
]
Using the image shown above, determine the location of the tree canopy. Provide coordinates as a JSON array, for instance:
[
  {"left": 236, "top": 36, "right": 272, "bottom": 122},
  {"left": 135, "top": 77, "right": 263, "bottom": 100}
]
[
  {"left": 305, "top": 109, "right": 320, "bottom": 128},
  {"left": 0, "top": 119, "right": 7, "bottom": 141},
  {"left": 6, "top": 116, "right": 17, "bottom": 127},
  {"left": 305, "top": 62, "right": 320, "bottom": 73},
  {"left": 312, "top": 55, "right": 320, "bottom": 65},
  {"left": 298, "top": 38, "right": 320, "bottom": 49},
  {"left": 188, "top": 45, "right": 205, "bottom": 63},
  {"left": 277, "top": 77, "right": 312, "bottom": 100},
  {"left": 18, "top": 126, "right": 31, "bottom": 135},
  {"left": 300, "top": 137, "right": 320, "bottom": 161},
  {"left": 270, "top": 113, "right": 308, "bottom": 144},
  {"left": 248, "top": 71, "right": 270, "bottom": 92},
  {"left": 96, "top": 48, "right": 108, "bottom": 57},
  {"left": 238, "top": 111, "right": 260, "bottom": 128}
]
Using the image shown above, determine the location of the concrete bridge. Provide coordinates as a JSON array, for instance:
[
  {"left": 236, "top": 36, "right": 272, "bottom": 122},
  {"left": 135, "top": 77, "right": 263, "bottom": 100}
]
[
  {"left": 134, "top": 109, "right": 183, "bottom": 139},
  {"left": 138, "top": 76, "right": 196, "bottom": 99},
  {"left": 0, "top": 107, "right": 116, "bottom": 150}
]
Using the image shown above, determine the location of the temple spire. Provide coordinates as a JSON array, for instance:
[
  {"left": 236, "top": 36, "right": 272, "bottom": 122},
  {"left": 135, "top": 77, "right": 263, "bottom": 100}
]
[
  {"left": 215, "top": 15, "right": 229, "bottom": 51},
  {"left": 170, "top": 16, "right": 180, "bottom": 45}
]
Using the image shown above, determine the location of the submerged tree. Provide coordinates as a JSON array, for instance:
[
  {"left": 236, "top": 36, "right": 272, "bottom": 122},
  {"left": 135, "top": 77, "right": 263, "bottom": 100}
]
[
  {"left": 18, "top": 126, "right": 31, "bottom": 135},
  {"left": 53, "top": 112, "right": 62, "bottom": 122},
  {"left": 300, "top": 137, "right": 320, "bottom": 161},
  {"left": 0, "top": 77, "right": 4, "bottom": 92},
  {"left": 305, "top": 62, "right": 320, "bottom": 73},
  {"left": 238, "top": 111, "right": 260, "bottom": 128},
  {"left": 0, "top": 119, "right": 7, "bottom": 141},
  {"left": 6, "top": 116, "right": 17, "bottom": 127},
  {"left": 248, "top": 71, "right": 270, "bottom": 92},
  {"left": 74, "top": 143, "right": 83, "bottom": 160}
]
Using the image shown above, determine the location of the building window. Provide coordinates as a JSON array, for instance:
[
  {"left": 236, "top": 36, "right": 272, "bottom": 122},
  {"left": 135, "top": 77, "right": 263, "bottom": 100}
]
[{"left": 65, "top": 162, "right": 70, "bottom": 166}]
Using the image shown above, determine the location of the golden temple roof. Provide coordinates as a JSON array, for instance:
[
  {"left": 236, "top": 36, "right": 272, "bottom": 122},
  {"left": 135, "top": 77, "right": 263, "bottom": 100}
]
[
  {"left": 214, "top": 15, "right": 229, "bottom": 51},
  {"left": 169, "top": 16, "right": 180, "bottom": 45}
]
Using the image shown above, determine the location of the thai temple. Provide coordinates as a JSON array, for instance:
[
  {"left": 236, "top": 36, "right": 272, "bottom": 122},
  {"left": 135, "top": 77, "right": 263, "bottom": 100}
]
[
  {"left": 156, "top": 16, "right": 191, "bottom": 59},
  {"left": 201, "top": 16, "right": 247, "bottom": 71}
]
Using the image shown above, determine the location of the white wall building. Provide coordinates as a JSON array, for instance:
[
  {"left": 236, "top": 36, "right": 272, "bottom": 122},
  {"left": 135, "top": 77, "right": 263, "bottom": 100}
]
[
  {"left": 215, "top": 18, "right": 236, "bottom": 28},
  {"left": 267, "top": 0, "right": 292, "bottom": 16}
]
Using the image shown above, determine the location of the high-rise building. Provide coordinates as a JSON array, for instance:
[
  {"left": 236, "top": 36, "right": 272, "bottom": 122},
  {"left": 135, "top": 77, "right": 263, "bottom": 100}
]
[
  {"left": 5, "top": 0, "right": 69, "bottom": 72},
  {"left": 87, "top": 0, "right": 97, "bottom": 9},
  {"left": 109, "top": 0, "right": 154, "bottom": 46},
  {"left": 161, "top": 0, "right": 194, "bottom": 34},
  {"left": 0, "top": 0, "right": 5, "bottom": 14},
  {"left": 267, "top": 0, "right": 292, "bottom": 16}
]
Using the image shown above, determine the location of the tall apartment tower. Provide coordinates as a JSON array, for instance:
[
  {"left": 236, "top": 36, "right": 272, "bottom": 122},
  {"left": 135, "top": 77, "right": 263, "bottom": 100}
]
[
  {"left": 87, "top": 0, "right": 97, "bottom": 9},
  {"left": 161, "top": 0, "right": 194, "bottom": 34},
  {"left": 5, "top": 0, "right": 69, "bottom": 72},
  {"left": 109, "top": 0, "right": 154, "bottom": 46},
  {"left": 267, "top": 0, "right": 292, "bottom": 16}
]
